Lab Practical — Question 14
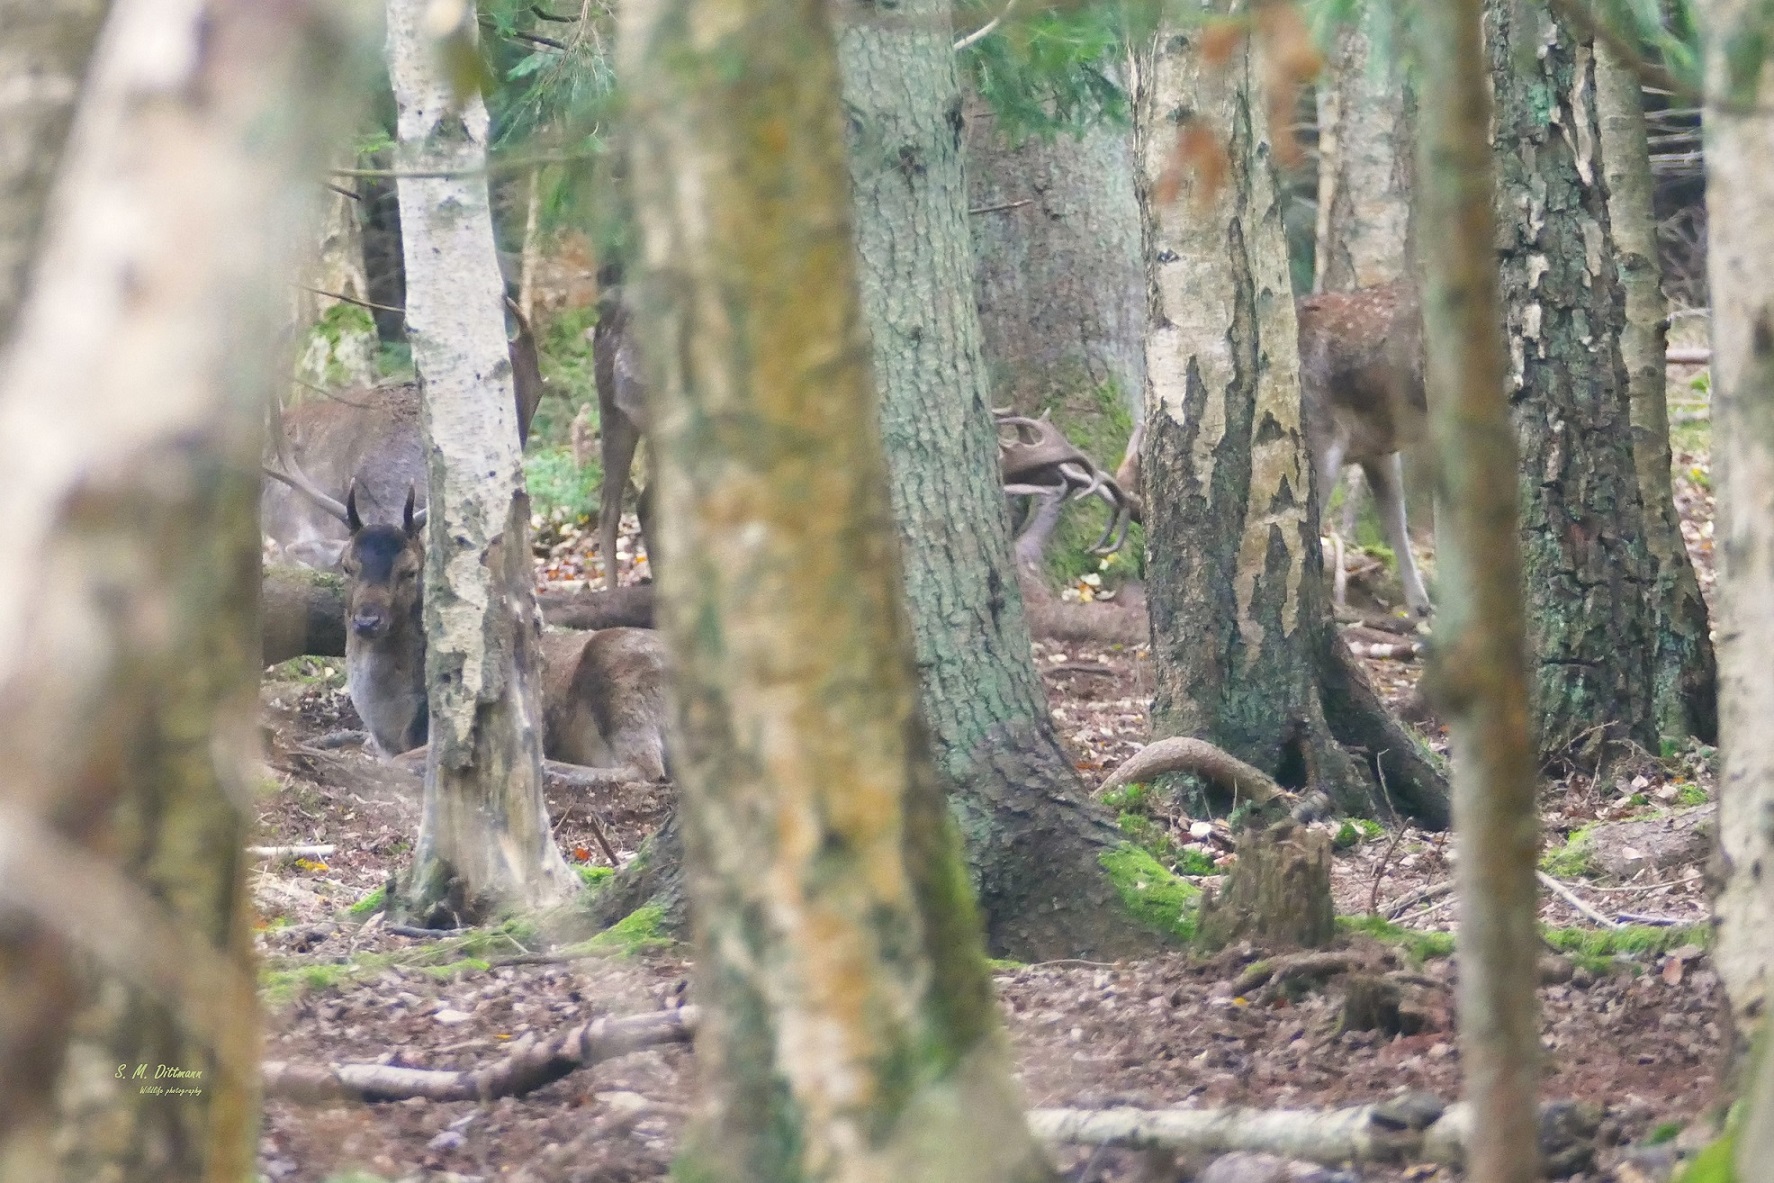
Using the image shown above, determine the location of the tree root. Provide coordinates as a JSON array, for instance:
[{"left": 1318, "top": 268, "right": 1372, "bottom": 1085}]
[
  {"left": 1231, "top": 950, "right": 1360, "bottom": 996},
  {"left": 1318, "top": 637, "right": 1451, "bottom": 829},
  {"left": 1099, "top": 737, "right": 1290, "bottom": 807},
  {"left": 263, "top": 1007, "right": 697, "bottom": 1103}
]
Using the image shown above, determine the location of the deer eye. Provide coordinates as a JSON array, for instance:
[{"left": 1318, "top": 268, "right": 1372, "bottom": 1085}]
[{"left": 399, "top": 567, "right": 417, "bottom": 582}]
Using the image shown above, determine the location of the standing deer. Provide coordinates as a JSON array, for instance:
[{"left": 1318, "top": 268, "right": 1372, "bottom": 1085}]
[
  {"left": 262, "top": 298, "right": 546, "bottom": 569},
  {"left": 268, "top": 465, "right": 669, "bottom": 781},
  {"left": 593, "top": 285, "right": 651, "bottom": 591}
]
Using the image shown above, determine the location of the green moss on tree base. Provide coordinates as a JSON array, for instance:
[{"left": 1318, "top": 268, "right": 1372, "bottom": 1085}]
[
  {"left": 1100, "top": 844, "right": 1199, "bottom": 940},
  {"left": 588, "top": 904, "right": 673, "bottom": 956}
]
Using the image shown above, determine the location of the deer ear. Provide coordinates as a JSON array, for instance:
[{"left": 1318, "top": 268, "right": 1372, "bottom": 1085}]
[
  {"left": 346, "top": 483, "right": 364, "bottom": 534},
  {"left": 403, "top": 486, "right": 418, "bottom": 537}
]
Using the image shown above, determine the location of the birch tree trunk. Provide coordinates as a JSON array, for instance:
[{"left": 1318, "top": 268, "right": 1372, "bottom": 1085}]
[
  {"left": 1486, "top": 3, "right": 1659, "bottom": 760},
  {"left": 291, "top": 176, "right": 380, "bottom": 396},
  {"left": 386, "top": 0, "right": 572, "bottom": 922},
  {"left": 841, "top": 0, "right": 1155, "bottom": 960},
  {"left": 0, "top": 0, "right": 110, "bottom": 339},
  {"left": 616, "top": 0, "right": 1057, "bottom": 1174},
  {"left": 965, "top": 90, "right": 1147, "bottom": 420},
  {"left": 1312, "top": 15, "right": 1412, "bottom": 293},
  {"left": 0, "top": 0, "right": 366, "bottom": 1176},
  {"left": 1415, "top": 3, "right": 1542, "bottom": 1180},
  {"left": 1594, "top": 44, "right": 1718, "bottom": 746},
  {"left": 1700, "top": 1, "right": 1774, "bottom": 1139},
  {"left": 1136, "top": 21, "right": 1450, "bottom": 828}
]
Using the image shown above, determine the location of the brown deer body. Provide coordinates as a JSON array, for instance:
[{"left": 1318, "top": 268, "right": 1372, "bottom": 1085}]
[
  {"left": 263, "top": 301, "right": 545, "bottom": 569},
  {"left": 593, "top": 287, "right": 651, "bottom": 591}
]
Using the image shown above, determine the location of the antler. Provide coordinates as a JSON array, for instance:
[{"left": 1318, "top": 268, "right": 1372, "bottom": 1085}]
[
  {"left": 993, "top": 411, "right": 1139, "bottom": 556},
  {"left": 264, "top": 396, "right": 351, "bottom": 526}
]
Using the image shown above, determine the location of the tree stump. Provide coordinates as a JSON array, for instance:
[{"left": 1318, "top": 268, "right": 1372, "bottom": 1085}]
[{"left": 1195, "top": 821, "right": 1334, "bottom": 952}]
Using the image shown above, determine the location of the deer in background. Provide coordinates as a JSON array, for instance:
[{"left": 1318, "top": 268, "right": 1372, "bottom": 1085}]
[
  {"left": 1118, "top": 280, "right": 1431, "bottom": 617},
  {"left": 262, "top": 298, "right": 546, "bottom": 569},
  {"left": 267, "top": 463, "right": 670, "bottom": 782},
  {"left": 593, "top": 285, "right": 652, "bottom": 592}
]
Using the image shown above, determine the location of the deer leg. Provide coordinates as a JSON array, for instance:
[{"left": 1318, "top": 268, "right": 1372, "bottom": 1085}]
[
  {"left": 1338, "top": 465, "right": 1365, "bottom": 540},
  {"left": 635, "top": 479, "right": 655, "bottom": 578},
  {"left": 1315, "top": 439, "right": 1350, "bottom": 609},
  {"left": 1363, "top": 452, "right": 1430, "bottom": 616},
  {"left": 598, "top": 410, "right": 642, "bottom": 592}
]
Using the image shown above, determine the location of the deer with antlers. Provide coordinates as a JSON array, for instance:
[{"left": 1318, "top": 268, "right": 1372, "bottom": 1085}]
[{"left": 994, "top": 410, "right": 1141, "bottom": 570}]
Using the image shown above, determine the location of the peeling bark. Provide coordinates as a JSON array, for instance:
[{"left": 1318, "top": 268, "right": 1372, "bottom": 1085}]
[
  {"left": 0, "top": 0, "right": 367, "bottom": 1176},
  {"left": 1312, "top": 15, "right": 1413, "bottom": 293},
  {"left": 386, "top": 0, "right": 571, "bottom": 922}
]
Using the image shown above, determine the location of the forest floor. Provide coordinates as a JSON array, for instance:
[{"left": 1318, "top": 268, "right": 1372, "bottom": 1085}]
[{"left": 253, "top": 367, "right": 1725, "bottom": 1183}]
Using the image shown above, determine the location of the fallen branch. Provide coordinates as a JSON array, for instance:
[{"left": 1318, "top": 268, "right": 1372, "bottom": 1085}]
[
  {"left": 1099, "top": 737, "right": 1291, "bottom": 807},
  {"left": 248, "top": 844, "right": 336, "bottom": 860},
  {"left": 1536, "top": 871, "right": 1621, "bottom": 929},
  {"left": 1665, "top": 346, "right": 1710, "bottom": 365},
  {"left": 263, "top": 1006, "right": 697, "bottom": 1103},
  {"left": 1348, "top": 641, "right": 1420, "bottom": 662},
  {"left": 1232, "top": 951, "right": 1358, "bottom": 996},
  {"left": 1380, "top": 880, "right": 1453, "bottom": 921}
]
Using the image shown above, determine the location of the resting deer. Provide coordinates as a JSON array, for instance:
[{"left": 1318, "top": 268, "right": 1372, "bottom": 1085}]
[
  {"left": 269, "top": 466, "right": 669, "bottom": 782},
  {"left": 1117, "top": 280, "right": 1430, "bottom": 616},
  {"left": 263, "top": 299, "right": 546, "bottom": 569}
]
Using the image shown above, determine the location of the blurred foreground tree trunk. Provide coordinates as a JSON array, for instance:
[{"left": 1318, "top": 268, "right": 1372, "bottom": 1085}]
[
  {"left": 1486, "top": 2, "right": 1663, "bottom": 761},
  {"left": 1135, "top": 22, "right": 1450, "bottom": 828},
  {"left": 1415, "top": 2, "right": 1542, "bottom": 1180},
  {"left": 1594, "top": 43, "right": 1718, "bottom": 746},
  {"left": 0, "top": 0, "right": 367, "bottom": 1177},
  {"left": 1701, "top": 5, "right": 1774, "bottom": 1167},
  {"left": 386, "top": 0, "right": 572, "bottom": 924},
  {"left": 616, "top": 0, "right": 1059, "bottom": 1174},
  {"left": 840, "top": 0, "right": 1157, "bottom": 959}
]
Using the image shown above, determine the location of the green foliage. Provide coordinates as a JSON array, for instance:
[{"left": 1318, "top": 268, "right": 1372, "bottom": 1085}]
[
  {"left": 1337, "top": 915, "right": 1456, "bottom": 964},
  {"left": 1650, "top": 1121, "right": 1685, "bottom": 1145},
  {"left": 1175, "top": 848, "right": 1218, "bottom": 876},
  {"left": 1099, "top": 782, "right": 1149, "bottom": 812},
  {"left": 986, "top": 957, "right": 1025, "bottom": 972},
  {"left": 959, "top": 1, "right": 1128, "bottom": 141},
  {"left": 1542, "top": 923, "right": 1706, "bottom": 961},
  {"left": 1100, "top": 844, "right": 1199, "bottom": 941},
  {"left": 530, "top": 302, "right": 603, "bottom": 443},
  {"left": 265, "top": 655, "right": 346, "bottom": 689},
  {"left": 1332, "top": 818, "right": 1384, "bottom": 850},
  {"left": 578, "top": 864, "right": 614, "bottom": 888},
  {"left": 526, "top": 447, "right": 599, "bottom": 521},
  {"left": 348, "top": 885, "right": 387, "bottom": 918}
]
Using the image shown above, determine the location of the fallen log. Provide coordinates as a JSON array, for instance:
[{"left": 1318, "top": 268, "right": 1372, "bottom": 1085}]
[{"left": 263, "top": 1006, "right": 697, "bottom": 1103}]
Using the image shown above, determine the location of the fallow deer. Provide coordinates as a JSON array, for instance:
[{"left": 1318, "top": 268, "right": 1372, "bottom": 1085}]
[
  {"left": 592, "top": 285, "right": 651, "bottom": 592},
  {"left": 268, "top": 466, "right": 669, "bottom": 782},
  {"left": 262, "top": 298, "right": 546, "bottom": 569}
]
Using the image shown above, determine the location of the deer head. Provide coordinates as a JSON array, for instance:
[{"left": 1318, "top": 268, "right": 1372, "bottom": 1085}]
[{"left": 339, "top": 485, "right": 424, "bottom": 640}]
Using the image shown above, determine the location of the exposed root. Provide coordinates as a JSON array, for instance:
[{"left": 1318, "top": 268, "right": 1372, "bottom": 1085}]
[{"left": 1099, "top": 737, "right": 1291, "bottom": 807}]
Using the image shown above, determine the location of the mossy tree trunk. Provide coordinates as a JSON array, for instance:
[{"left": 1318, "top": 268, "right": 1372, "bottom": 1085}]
[
  {"left": 1485, "top": 2, "right": 1658, "bottom": 760},
  {"left": 1134, "top": 20, "right": 1450, "bottom": 829},
  {"left": 839, "top": 0, "right": 1157, "bottom": 960},
  {"left": 1700, "top": 2, "right": 1774, "bottom": 1154},
  {"left": 1416, "top": 2, "right": 1543, "bottom": 1179},
  {"left": 1594, "top": 43, "right": 1718, "bottom": 747},
  {"left": 615, "top": 0, "right": 1058, "bottom": 1174},
  {"left": 0, "top": 0, "right": 366, "bottom": 1176},
  {"left": 387, "top": 0, "right": 572, "bottom": 923}
]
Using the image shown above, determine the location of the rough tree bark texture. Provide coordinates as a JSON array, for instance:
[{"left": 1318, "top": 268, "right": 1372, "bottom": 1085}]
[
  {"left": 1486, "top": 3, "right": 1657, "bottom": 759},
  {"left": 964, "top": 91, "right": 1147, "bottom": 417},
  {"left": 1594, "top": 44, "right": 1718, "bottom": 746},
  {"left": 1416, "top": 2, "right": 1543, "bottom": 1179},
  {"left": 0, "top": 0, "right": 364, "bottom": 1177},
  {"left": 1701, "top": 2, "right": 1774, "bottom": 1147},
  {"left": 291, "top": 176, "right": 380, "bottom": 396},
  {"left": 1135, "top": 23, "right": 1449, "bottom": 827},
  {"left": 386, "top": 0, "right": 571, "bottom": 921},
  {"left": 0, "top": 0, "right": 110, "bottom": 339},
  {"left": 616, "top": 0, "right": 1057, "bottom": 1174},
  {"left": 841, "top": 1, "right": 1155, "bottom": 960},
  {"left": 1312, "top": 15, "right": 1412, "bottom": 294}
]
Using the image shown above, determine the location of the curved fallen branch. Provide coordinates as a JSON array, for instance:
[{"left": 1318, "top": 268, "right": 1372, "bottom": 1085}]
[
  {"left": 1098, "top": 737, "right": 1291, "bottom": 806},
  {"left": 263, "top": 1006, "right": 697, "bottom": 1103}
]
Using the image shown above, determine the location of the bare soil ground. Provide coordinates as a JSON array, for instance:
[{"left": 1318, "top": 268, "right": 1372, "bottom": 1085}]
[{"left": 255, "top": 409, "right": 1726, "bottom": 1183}]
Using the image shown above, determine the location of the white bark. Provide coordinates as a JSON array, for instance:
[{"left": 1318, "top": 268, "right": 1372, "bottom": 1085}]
[
  {"left": 386, "top": 0, "right": 570, "bottom": 914},
  {"left": 1702, "top": 1, "right": 1774, "bottom": 1165},
  {"left": 1312, "top": 17, "right": 1412, "bottom": 293}
]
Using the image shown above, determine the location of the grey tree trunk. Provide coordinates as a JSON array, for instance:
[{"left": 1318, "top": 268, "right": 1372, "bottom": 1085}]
[
  {"left": 1312, "top": 15, "right": 1412, "bottom": 293},
  {"left": 615, "top": 0, "right": 1057, "bottom": 1174},
  {"left": 1594, "top": 44, "right": 1718, "bottom": 746},
  {"left": 291, "top": 174, "right": 380, "bottom": 396},
  {"left": 1486, "top": 3, "right": 1658, "bottom": 760},
  {"left": 0, "top": 0, "right": 109, "bottom": 340},
  {"left": 1135, "top": 20, "right": 1450, "bottom": 829},
  {"left": 386, "top": 0, "right": 572, "bottom": 922},
  {"left": 965, "top": 90, "right": 1146, "bottom": 422},
  {"left": 841, "top": 2, "right": 1158, "bottom": 960},
  {"left": 1416, "top": 2, "right": 1543, "bottom": 1180},
  {"left": 1700, "top": 2, "right": 1774, "bottom": 1154},
  {"left": 0, "top": 0, "right": 366, "bottom": 1176}
]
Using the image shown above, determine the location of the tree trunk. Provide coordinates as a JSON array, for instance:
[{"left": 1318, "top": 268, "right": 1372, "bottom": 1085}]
[
  {"left": 1416, "top": 2, "right": 1543, "bottom": 1179},
  {"left": 0, "top": 0, "right": 365, "bottom": 1176},
  {"left": 615, "top": 0, "right": 1057, "bottom": 1174},
  {"left": 1312, "top": 15, "right": 1412, "bottom": 294},
  {"left": 964, "top": 89, "right": 1147, "bottom": 420},
  {"left": 386, "top": 0, "right": 571, "bottom": 923},
  {"left": 1486, "top": 3, "right": 1657, "bottom": 760},
  {"left": 1135, "top": 21, "right": 1449, "bottom": 828},
  {"left": 290, "top": 172, "right": 380, "bottom": 397},
  {"left": 1594, "top": 43, "right": 1718, "bottom": 747},
  {"left": 0, "top": 0, "right": 109, "bottom": 340},
  {"left": 1700, "top": 0, "right": 1774, "bottom": 1144},
  {"left": 840, "top": 2, "right": 1159, "bottom": 960}
]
